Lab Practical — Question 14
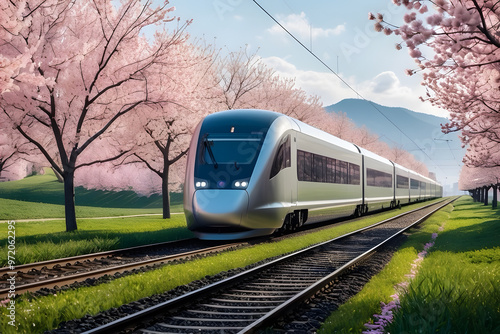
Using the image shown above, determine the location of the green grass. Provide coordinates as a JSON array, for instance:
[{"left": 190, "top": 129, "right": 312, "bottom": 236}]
[
  {"left": 386, "top": 198, "right": 500, "bottom": 334},
  {"left": 0, "top": 198, "right": 168, "bottom": 220},
  {"left": 318, "top": 197, "right": 500, "bottom": 334},
  {"left": 0, "top": 169, "right": 184, "bottom": 219},
  {"left": 0, "top": 170, "right": 189, "bottom": 265},
  {"left": 0, "top": 200, "right": 446, "bottom": 333},
  {"left": 0, "top": 215, "right": 193, "bottom": 266}
]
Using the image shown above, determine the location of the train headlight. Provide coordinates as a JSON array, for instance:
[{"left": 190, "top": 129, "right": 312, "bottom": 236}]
[
  {"left": 195, "top": 179, "right": 209, "bottom": 189},
  {"left": 233, "top": 179, "right": 249, "bottom": 189}
]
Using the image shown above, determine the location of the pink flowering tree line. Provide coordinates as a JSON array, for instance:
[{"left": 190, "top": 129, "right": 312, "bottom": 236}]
[
  {"left": 370, "top": 0, "right": 499, "bottom": 197},
  {"left": 459, "top": 165, "right": 499, "bottom": 207}
]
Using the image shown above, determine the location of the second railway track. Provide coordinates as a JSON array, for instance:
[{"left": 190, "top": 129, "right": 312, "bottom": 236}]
[
  {"left": 77, "top": 197, "right": 457, "bottom": 334},
  {"left": 0, "top": 239, "right": 246, "bottom": 299}
]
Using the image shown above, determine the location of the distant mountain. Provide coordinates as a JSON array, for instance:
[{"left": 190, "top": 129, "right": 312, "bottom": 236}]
[
  {"left": 325, "top": 98, "right": 448, "bottom": 148},
  {"left": 324, "top": 98, "right": 465, "bottom": 193}
]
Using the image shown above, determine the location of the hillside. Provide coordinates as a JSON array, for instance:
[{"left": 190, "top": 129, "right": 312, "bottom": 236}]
[
  {"left": 325, "top": 99, "right": 450, "bottom": 147},
  {"left": 325, "top": 99, "right": 465, "bottom": 192},
  {"left": 0, "top": 168, "right": 177, "bottom": 209}
]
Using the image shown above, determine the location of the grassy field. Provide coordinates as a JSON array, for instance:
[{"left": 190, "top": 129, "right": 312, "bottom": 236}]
[
  {"left": 0, "top": 215, "right": 193, "bottom": 265},
  {"left": 319, "top": 197, "right": 500, "bottom": 334},
  {"left": 0, "top": 172, "right": 188, "bottom": 265},
  {"left": 0, "top": 169, "right": 184, "bottom": 220}
]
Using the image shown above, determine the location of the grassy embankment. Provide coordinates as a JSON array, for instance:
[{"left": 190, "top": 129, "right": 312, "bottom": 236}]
[
  {"left": 319, "top": 197, "right": 500, "bottom": 334},
  {"left": 0, "top": 171, "right": 190, "bottom": 265},
  {"left": 0, "top": 172, "right": 449, "bottom": 333}
]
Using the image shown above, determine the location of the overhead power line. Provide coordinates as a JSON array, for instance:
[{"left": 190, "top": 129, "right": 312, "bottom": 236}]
[{"left": 252, "top": 0, "right": 444, "bottom": 172}]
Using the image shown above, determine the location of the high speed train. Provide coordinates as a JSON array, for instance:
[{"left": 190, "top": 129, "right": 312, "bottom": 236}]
[{"left": 184, "top": 109, "right": 442, "bottom": 240}]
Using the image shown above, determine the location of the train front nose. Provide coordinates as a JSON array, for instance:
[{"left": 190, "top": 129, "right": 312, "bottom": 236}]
[{"left": 190, "top": 189, "right": 249, "bottom": 231}]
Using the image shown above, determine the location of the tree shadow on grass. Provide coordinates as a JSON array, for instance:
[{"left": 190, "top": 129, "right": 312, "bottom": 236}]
[{"left": 434, "top": 218, "right": 500, "bottom": 253}]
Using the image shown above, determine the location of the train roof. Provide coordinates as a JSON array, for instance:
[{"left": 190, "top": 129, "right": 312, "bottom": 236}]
[
  {"left": 202, "top": 109, "right": 282, "bottom": 134},
  {"left": 207, "top": 109, "right": 440, "bottom": 186},
  {"left": 357, "top": 146, "right": 393, "bottom": 166},
  {"left": 290, "top": 117, "right": 361, "bottom": 155}
]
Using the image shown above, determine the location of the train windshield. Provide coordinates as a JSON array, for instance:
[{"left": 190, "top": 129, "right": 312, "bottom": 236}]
[
  {"left": 195, "top": 133, "right": 265, "bottom": 189},
  {"left": 202, "top": 136, "right": 261, "bottom": 166}
]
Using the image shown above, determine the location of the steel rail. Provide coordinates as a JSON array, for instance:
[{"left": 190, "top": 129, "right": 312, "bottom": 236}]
[
  {"left": 0, "top": 242, "right": 241, "bottom": 299},
  {"left": 0, "top": 238, "right": 197, "bottom": 276},
  {"left": 81, "top": 197, "right": 457, "bottom": 334}
]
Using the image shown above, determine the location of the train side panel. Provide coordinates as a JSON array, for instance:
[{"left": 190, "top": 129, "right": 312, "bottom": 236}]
[
  {"left": 361, "top": 148, "right": 395, "bottom": 211},
  {"left": 294, "top": 128, "right": 363, "bottom": 223},
  {"left": 409, "top": 170, "right": 422, "bottom": 202},
  {"left": 394, "top": 164, "right": 411, "bottom": 205}
]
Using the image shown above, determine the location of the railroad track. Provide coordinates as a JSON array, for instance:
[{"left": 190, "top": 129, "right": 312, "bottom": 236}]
[
  {"left": 80, "top": 197, "right": 456, "bottom": 334},
  {"left": 0, "top": 239, "right": 246, "bottom": 299}
]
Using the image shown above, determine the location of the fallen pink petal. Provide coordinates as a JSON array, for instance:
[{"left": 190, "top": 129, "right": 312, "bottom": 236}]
[{"left": 363, "top": 230, "right": 441, "bottom": 333}]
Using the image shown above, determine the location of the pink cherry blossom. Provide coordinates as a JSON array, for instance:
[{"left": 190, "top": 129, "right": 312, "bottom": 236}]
[
  {"left": 0, "top": 0, "right": 192, "bottom": 231},
  {"left": 364, "top": 231, "right": 441, "bottom": 333},
  {"left": 372, "top": 0, "right": 500, "bottom": 178}
]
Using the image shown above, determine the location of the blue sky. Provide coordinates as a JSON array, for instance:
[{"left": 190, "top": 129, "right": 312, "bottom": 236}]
[{"left": 168, "top": 0, "right": 447, "bottom": 118}]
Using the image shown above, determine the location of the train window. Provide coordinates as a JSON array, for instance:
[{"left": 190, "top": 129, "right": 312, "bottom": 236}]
[
  {"left": 297, "top": 151, "right": 313, "bottom": 181},
  {"left": 270, "top": 135, "right": 291, "bottom": 178},
  {"left": 313, "top": 155, "right": 325, "bottom": 182},
  {"left": 326, "top": 158, "right": 335, "bottom": 183},
  {"left": 420, "top": 181, "right": 426, "bottom": 190},
  {"left": 297, "top": 150, "right": 359, "bottom": 185},
  {"left": 336, "top": 160, "right": 348, "bottom": 184},
  {"left": 367, "top": 168, "right": 392, "bottom": 188},
  {"left": 297, "top": 150, "right": 305, "bottom": 180},
  {"left": 397, "top": 175, "right": 409, "bottom": 189},
  {"left": 349, "top": 164, "right": 360, "bottom": 185},
  {"left": 410, "top": 178, "right": 419, "bottom": 189}
]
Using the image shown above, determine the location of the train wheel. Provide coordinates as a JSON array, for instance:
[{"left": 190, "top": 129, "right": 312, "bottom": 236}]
[
  {"left": 354, "top": 206, "right": 361, "bottom": 217},
  {"left": 281, "top": 213, "right": 295, "bottom": 232}
]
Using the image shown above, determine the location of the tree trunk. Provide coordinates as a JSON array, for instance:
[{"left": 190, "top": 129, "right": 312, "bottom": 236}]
[
  {"left": 52, "top": 167, "right": 64, "bottom": 183},
  {"left": 162, "top": 163, "right": 170, "bottom": 219},
  {"left": 63, "top": 169, "right": 78, "bottom": 232},
  {"left": 493, "top": 184, "right": 498, "bottom": 209},
  {"left": 484, "top": 186, "right": 490, "bottom": 206}
]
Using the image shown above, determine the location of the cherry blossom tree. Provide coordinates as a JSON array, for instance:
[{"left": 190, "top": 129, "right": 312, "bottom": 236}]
[
  {"left": 128, "top": 41, "right": 221, "bottom": 218},
  {"left": 217, "top": 47, "right": 275, "bottom": 110},
  {"left": 0, "top": 0, "right": 191, "bottom": 232},
  {"left": 459, "top": 164, "right": 500, "bottom": 207},
  {"left": 0, "top": 135, "right": 17, "bottom": 179},
  {"left": 0, "top": 0, "right": 36, "bottom": 94},
  {"left": 217, "top": 48, "right": 335, "bottom": 125},
  {"left": 370, "top": 0, "right": 500, "bottom": 170}
]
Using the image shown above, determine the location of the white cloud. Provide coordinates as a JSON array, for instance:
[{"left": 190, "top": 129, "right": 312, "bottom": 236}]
[
  {"left": 371, "top": 71, "right": 400, "bottom": 94},
  {"left": 268, "top": 12, "right": 345, "bottom": 41},
  {"left": 260, "top": 57, "right": 449, "bottom": 118}
]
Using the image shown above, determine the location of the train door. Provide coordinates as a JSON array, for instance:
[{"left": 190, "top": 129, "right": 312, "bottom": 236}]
[{"left": 269, "top": 133, "right": 296, "bottom": 212}]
